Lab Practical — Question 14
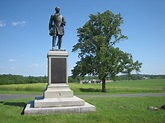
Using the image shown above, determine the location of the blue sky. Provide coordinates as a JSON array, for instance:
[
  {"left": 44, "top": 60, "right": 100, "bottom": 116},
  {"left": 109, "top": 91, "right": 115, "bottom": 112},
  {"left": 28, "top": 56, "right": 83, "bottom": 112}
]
[{"left": 0, "top": 0, "right": 165, "bottom": 76}]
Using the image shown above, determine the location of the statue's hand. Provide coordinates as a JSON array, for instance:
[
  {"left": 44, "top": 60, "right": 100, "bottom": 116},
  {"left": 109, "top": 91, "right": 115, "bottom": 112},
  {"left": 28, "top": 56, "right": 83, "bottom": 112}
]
[
  {"left": 49, "top": 28, "right": 56, "bottom": 36},
  {"left": 61, "top": 22, "right": 65, "bottom": 26},
  {"left": 49, "top": 29, "right": 52, "bottom": 35}
]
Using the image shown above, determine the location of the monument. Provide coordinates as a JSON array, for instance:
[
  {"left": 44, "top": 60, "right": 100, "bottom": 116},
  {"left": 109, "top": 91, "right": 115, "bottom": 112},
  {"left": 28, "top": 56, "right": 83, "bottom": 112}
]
[
  {"left": 49, "top": 6, "right": 65, "bottom": 50},
  {"left": 24, "top": 7, "right": 96, "bottom": 114}
]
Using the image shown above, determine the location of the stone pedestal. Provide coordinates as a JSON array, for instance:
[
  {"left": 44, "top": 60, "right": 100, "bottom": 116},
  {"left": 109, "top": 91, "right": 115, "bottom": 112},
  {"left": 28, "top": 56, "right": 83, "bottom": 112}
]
[
  {"left": 24, "top": 50, "right": 96, "bottom": 115},
  {"left": 47, "top": 50, "right": 68, "bottom": 84}
]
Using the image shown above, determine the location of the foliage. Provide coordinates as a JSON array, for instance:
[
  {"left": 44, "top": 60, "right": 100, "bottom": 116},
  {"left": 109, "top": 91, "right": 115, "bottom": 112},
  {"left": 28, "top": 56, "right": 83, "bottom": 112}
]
[
  {"left": 0, "top": 74, "right": 47, "bottom": 85},
  {"left": 70, "top": 74, "right": 165, "bottom": 82},
  {"left": 68, "top": 76, "right": 80, "bottom": 83},
  {"left": 118, "top": 74, "right": 165, "bottom": 80},
  {"left": 0, "top": 74, "right": 80, "bottom": 85},
  {"left": 72, "top": 10, "right": 142, "bottom": 92},
  {"left": 0, "top": 74, "right": 164, "bottom": 86}
]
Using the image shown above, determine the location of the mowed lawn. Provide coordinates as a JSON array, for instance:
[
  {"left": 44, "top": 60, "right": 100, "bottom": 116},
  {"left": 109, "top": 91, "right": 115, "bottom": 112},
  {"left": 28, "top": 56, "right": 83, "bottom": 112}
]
[
  {"left": 0, "top": 97, "right": 165, "bottom": 123},
  {"left": 0, "top": 79, "right": 164, "bottom": 94},
  {"left": 0, "top": 79, "right": 165, "bottom": 123}
]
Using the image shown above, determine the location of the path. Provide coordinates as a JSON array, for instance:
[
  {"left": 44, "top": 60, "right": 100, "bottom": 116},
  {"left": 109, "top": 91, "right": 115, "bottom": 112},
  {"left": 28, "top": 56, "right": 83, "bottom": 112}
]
[{"left": 0, "top": 93, "right": 165, "bottom": 101}]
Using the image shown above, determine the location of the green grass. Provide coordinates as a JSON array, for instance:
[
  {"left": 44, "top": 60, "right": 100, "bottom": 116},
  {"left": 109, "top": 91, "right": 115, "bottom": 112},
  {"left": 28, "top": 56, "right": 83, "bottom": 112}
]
[
  {"left": 0, "top": 79, "right": 165, "bottom": 123},
  {"left": 0, "top": 97, "right": 165, "bottom": 123},
  {"left": 0, "top": 79, "right": 165, "bottom": 94},
  {"left": 71, "top": 79, "right": 165, "bottom": 94},
  {"left": 0, "top": 83, "right": 46, "bottom": 94}
]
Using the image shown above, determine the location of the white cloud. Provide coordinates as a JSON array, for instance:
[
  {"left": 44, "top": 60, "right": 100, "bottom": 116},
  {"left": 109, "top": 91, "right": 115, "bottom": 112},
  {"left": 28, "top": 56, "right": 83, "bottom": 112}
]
[
  {"left": 12, "top": 21, "right": 27, "bottom": 27},
  {"left": 0, "top": 21, "right": 6, "bottom": 27},
  {"left": 8, "top": 59, "right": 16, "bottom": 62}
]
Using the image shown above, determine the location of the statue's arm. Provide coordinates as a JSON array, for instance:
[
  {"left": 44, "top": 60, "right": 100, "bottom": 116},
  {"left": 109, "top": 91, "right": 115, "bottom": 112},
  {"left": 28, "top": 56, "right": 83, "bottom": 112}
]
[
  {"left": 49, "top": 15, "right": 53, "bottom": 30},
  {"left": 62, "top": 16, "right": 66, "bottom": 26}
]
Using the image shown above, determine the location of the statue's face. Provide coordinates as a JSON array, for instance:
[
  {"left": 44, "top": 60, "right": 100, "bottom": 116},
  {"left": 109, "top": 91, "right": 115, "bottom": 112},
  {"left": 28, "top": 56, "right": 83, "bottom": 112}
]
[{"left": 55, "top": 7, "right": 60, "bottom": 13}]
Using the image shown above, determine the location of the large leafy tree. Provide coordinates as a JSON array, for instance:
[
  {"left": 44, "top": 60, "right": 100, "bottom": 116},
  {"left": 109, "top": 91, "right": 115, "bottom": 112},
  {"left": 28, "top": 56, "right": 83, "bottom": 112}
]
[{"left": 72, "top": 10, "right": 142, "bottom": 92}]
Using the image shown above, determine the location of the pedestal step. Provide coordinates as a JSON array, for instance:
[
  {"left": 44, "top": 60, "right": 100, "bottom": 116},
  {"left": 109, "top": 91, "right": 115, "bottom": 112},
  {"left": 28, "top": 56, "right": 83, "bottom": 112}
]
[
  {"left": 46, "top": 84, "right": 71, "bottom": 90},
  {"left": 34, "top": 96, "right": 85, "bottom": 108},
  {"left": 24, "top": 101, "right": 96, "bottom": 115},
  {"left": 44, "top": 90, "right": 73, "bottom": 98},
  {"left": 44, "top": 84, "right": 73, "bottom": 98}
]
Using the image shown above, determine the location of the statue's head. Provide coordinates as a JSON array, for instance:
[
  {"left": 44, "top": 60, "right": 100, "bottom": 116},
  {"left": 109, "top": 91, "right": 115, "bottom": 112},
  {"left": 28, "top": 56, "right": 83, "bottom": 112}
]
[{"left": 55, "top": 7, "right": 60, "bottom": 13}]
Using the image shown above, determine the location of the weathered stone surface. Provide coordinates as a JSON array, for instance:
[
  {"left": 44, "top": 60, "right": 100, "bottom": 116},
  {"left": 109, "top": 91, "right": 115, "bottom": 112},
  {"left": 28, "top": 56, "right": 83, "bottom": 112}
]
[
  {"left": 147, "top": 106, "right": 158, "bottom": 111},
  {"left": 44, "top": 84, "right": 73, "bottom": 98},
  {"left": 24, "top": 101, "right": 96, "bottom": 115},
  {"left": 34, "top": 96, "right": 85, "bottom": 108}
]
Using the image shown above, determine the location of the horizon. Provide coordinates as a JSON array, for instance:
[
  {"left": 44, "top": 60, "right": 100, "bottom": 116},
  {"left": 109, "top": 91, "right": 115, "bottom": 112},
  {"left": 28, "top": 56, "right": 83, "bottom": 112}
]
[{"left": 0, "top": 73, "right": 165, "bottom": 77}]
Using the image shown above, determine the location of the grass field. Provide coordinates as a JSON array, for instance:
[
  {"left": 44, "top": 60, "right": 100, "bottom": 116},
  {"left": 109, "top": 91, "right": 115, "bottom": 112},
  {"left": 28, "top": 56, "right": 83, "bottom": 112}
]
[
  {"left": 0, "top": 97, "right": 165, "bottom": 123},
  {"left": 0, "top": 79, "right": 164, "bottom": 94},
  {"left": 0, "top": 79, "right": 165, "bottom": 123}
]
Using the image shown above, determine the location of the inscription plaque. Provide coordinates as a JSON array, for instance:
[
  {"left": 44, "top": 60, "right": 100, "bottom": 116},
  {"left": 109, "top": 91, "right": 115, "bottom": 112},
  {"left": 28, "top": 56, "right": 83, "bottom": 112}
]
[{"left": 51, "top": 58, "right": 66, "bottom": 83}]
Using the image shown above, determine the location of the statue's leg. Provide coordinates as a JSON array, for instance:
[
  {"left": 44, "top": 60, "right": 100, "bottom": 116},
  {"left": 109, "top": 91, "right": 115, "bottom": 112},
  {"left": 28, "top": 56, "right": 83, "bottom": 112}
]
[
  {"left": 57, "top": 35, "right": 62, "bottom": 49},
  {"left": 52, "top": 36, "right": 57, "bottom": 49}
]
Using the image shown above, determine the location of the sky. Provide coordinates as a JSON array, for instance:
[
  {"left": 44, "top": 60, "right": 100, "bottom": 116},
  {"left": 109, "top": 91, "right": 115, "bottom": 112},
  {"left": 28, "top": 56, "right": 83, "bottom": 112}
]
[{"left": 0, "top": 0, "right": 165, "bottom": 76}]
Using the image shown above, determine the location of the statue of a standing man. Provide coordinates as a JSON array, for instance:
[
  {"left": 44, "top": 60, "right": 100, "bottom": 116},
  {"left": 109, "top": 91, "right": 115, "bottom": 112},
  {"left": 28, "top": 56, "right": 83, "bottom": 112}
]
[{"left": 49, "top": 7, "right": 66, "bottom": 50}]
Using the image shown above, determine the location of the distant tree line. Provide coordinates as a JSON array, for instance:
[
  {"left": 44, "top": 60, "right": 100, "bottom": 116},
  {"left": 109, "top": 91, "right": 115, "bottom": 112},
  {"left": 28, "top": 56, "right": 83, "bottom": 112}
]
[
  {"left": 70, "top": 74, "right": 165, "bottom": 83},
  {"left": 0, "top": 74, "right": 165, "bottom": 85},
  {"left": 117, "top": 74, "right": 165, "bottom": 80},
  {"left": 0, "top": 74, "right": 47, "bottom": 85}
]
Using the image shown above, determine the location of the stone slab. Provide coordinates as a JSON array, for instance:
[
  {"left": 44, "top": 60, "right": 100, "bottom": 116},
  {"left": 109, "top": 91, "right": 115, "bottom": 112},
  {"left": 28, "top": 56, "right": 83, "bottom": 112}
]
[
  {"left": 46, "top": 84, "right": 71, "bottom": 90},
  {"left": 34, "top": 96, "right": 85, "bottom": 108},
  {"left": 44, "top": 84, "right": 73, "bottom": 98},
  {"left": 44, "top": 90, "right": 73, "bottom": 98},
  {"left": 47, "top": 50, "right": 68, "bottom": 57},
  {"left": 24, "top": 101, "right": 96, "bottom": 115}
]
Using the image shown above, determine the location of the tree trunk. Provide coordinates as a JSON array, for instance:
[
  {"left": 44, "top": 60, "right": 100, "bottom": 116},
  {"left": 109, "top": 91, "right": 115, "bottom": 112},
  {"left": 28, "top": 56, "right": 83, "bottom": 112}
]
[{"left": 102, "top": 78, "right": 106, "bottom": 92}]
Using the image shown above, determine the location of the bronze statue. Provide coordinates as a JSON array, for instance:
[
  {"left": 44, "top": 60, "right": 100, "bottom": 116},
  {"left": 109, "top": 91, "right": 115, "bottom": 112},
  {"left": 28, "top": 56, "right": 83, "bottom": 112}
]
[{"left": 49, "top": 7, "right": 66, "bottom": 50}]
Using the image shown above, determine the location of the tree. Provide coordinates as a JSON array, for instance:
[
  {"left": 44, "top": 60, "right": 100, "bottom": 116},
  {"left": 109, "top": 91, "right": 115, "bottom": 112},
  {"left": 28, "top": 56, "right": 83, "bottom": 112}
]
[{"left": 72, "top": 10, "right": 142, "bottom": 92}]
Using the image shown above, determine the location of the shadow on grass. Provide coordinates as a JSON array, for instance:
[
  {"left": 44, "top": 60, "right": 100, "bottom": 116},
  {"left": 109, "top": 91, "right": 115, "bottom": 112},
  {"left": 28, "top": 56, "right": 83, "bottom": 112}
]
[
  {"left": 79, "top": 88, "right": 101, "bottom": 92},
  {"left": 0, "top": 101, "right": 26, "bottom": 107},
  {"left": 0, "top": 101, "right": 26, "bottom": 115}
]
